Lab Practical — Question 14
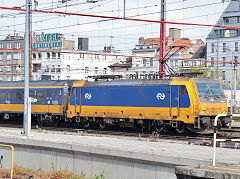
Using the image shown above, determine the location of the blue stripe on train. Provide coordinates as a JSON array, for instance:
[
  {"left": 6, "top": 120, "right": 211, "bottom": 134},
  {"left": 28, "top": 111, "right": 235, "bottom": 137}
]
[{"left": 79, "top": 85, "right": 190, "bottom": 108}]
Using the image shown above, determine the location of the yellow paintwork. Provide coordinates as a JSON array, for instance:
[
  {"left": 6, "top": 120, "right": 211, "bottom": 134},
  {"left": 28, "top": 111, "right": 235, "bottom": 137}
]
[
  {"left": 0, "top": 104, "right": 63, "bottom": 114},
  {"left": 73, "top": 80, "right": 86, "bottom": 87}
]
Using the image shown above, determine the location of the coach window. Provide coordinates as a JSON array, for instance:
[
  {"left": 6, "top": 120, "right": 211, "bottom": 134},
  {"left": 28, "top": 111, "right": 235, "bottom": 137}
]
[
  {"left": 29, "top": 91, "right": 35, "bottom": 98},
  {"left": 180, "top": 86, "right": 186, "bottom": 96},
  {"left": 0, "top": 91, "right": 5, "bottom": 101},
  {"left": 7, "top": 91, "right": 15, "bottom": 101},
  {"left": 37, "top": 91, "right": 44, "bottom": 102},
  {"left": 16, "top": 91, "right": 24, "bottom": 102}
]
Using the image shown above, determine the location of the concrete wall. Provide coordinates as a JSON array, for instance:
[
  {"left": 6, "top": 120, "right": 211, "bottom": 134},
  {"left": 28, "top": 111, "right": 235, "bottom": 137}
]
[{"left": 0, "top": 144, "right": 177, "bottom": 179}]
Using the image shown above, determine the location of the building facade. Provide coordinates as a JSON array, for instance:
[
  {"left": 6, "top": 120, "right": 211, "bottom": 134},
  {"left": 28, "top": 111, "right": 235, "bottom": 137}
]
[
  {"left": 0, "top": 35, "right": 24, "bottom": 81},
  {"left": 206, "top": 1, "right": 240, "bottom": 83}
]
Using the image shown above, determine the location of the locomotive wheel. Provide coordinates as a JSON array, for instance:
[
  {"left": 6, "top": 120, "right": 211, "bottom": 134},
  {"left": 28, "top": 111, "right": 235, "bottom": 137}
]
[
  {"left": 99, "top": 121, "right": 106, "bottom": 130},
  {"left": 176, "top": 122, "right": 185, "bottom": 134},
  {"left": 83, "top": 121, "right": 90, "bottom": 129}
]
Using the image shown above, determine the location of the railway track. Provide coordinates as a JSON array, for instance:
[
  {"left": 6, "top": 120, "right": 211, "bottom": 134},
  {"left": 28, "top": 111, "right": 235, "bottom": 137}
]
[{"left": 1, "top": 119, "right": 240, "bottom": 148}]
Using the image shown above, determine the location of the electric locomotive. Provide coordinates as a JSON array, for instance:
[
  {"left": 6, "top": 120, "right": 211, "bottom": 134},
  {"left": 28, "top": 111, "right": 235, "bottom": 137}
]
[
  {"left": 67, "top": 77, "right": 229, "bottom": 133},
  {"left": 0, "top": 77, "right": 229, "bottom": 133}
]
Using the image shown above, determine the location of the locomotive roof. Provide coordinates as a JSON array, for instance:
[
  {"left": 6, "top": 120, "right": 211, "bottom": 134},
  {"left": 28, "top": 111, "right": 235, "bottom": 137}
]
[
  {"left": 0, "top": 80, "right": 75, "bottom": 87},
  {"left": 84, "top": 79, "right": 172, "bottom": 86}
]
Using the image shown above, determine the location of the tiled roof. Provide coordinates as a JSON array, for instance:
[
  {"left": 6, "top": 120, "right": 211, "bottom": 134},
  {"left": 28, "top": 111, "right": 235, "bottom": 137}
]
[
  {"left": 143, "top": 38, "right": 160, "bottom": 45},
  {"left": 165, "top": 39, "right": 202, "bottom": 53}
]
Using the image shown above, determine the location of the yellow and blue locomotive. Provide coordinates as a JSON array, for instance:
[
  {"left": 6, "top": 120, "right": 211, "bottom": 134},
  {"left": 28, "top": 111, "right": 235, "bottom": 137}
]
[{"left": 0, "top": 77, "right": 229, "bottom": 133}]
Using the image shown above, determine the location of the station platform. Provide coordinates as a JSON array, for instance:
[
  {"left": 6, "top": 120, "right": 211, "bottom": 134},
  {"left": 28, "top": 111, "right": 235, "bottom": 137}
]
[{"left": 0, "top": 127, "right": 239, "bottom": 179}]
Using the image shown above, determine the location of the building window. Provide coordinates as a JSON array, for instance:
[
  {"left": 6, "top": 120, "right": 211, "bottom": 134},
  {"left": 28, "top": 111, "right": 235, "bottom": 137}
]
[
  {"left": 16, "top": 42, "right": 21, "bottom": 49},
  {"left": 45, "top": 66, "right": 49, "bottom": 72},
  {"left": 95, "top": 67, "right": 98, "bottom": 74},
  {"left": 7, "top": 43, "right": 11, "bottom": 49},
  {"left": 38, "top": 53, "right": 42, "bottom": 59},
  {"left": 67, "top": 65, "right": 70, "bottom": 72},
  {"left": 211, "top": 57, "right": 214, "bottom": 67},
  {"left": 13, "top": 53, "right": 20, "bottom": 59},
  {"left": 57, "top": 53, "right": 60, "bottom": 59},
  {"left": 80, "top": 54, "right": 84, "bottom": 58},
  {"left": 223, "top": 43, "right": 226, "bottom": 52},
  {"left": 211, "top": 44, "right": 215, "bottom": 53},
  {"left": 51, "top": 65, "right": 55, "bottom": 72},
  {"left": 47, "top": 53, "right": 50, "bottom": 59},
  {"left": 103, "top": 68, "right": 107, "bottom": 74},
  {"left": 0, "top": 43, "right": 3, "bottom": 48},
  {"left": 143, "top": 58, "right": 146, "bottom": 67},
  {"left": 235, "top": 42, "right": 238, "bottom": 51},
  {"left": 234, "top": 56, "right": 238, "bottom": 62},
  {"left": 223, "top": 57, "right": 226, "bottom": 67},
  {"left": 7, "top": 76, "right": 12, "bottom": 81},
  {"left": 57, "top": 65, "right": 61, "bottom": 72},
  {"left": 7, "top": 54, "right": 12, "bottom": 60},
  {"left": 52, "top": 53, "right": 56, "bottom": 58},
  {"left": 150, "top": 58, "right": 153, "bottom": 67},
  {"left": 85, "top": 67, "right": 89, "bottom": 73},
  {"left": 32, "top": 53, "right": 36, "bottom": 59},
  {"left": 0, "top": 54, "right": 3, "bottom": 60}
]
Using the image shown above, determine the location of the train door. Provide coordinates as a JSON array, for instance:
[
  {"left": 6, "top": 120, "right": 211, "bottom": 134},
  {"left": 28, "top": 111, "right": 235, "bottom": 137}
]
[
  {"left": 171, "top": 85, "right": 179, "bottom": 117},
  {"left": 47, "top": 89, "right": 52, "bottom": 113}
]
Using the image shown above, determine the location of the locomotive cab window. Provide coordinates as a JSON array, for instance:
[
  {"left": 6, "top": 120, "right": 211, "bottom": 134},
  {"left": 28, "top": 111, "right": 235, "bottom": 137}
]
[
  {"left": 7, "top": 91, "right": 15, "bottom": 101},
  {"left": 0, "top": 91, "right": 5, "bottom": 101},
  {"left": 180, "top": 86, "right": 186, "bottom": 96},
  {"left": 37, "top": 91, "right": 45, "bottom": 102},
  {"left": 16, "top": 91, "right": 24, "bottom": 102}
]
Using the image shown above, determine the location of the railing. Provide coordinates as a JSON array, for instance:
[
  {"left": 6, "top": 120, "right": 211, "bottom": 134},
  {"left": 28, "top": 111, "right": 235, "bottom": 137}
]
[
  {"left": 0, "top": 144, "right": 14, "bottom": 179},
  {"left": 213, "top": 114, "right": 240, "bottom": 166}
]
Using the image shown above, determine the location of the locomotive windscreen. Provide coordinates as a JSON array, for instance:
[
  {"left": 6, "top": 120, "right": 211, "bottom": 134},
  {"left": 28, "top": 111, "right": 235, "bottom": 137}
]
[{"left": 193, "top": 79, "right": 225, "bottom": 102}]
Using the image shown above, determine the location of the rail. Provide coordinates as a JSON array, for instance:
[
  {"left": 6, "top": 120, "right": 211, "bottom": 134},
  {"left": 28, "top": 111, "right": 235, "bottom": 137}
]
[
  {"left": 213, "top": 114, "right": 240, "bottom": 167},
  {"left": 0, "top": 144, "right": 14, "bottom": 179}
]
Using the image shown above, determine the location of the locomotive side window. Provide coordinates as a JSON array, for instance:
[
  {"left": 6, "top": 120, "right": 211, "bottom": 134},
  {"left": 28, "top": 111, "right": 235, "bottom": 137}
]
[
  {"left": 72, "top": 87, "right": 76, "bottom": 96},
  {"left": 180, "top": 86, "right": 186, "bottom": 96},
  {"left": 7, "top": 91, "right": 15, "bottom": 101},
  {"left": 0, "top": 91, "right": 5, "bottom": 101},
  {"left": 16, "top": 91, "right": 24, "bottom": 102},
  {"left": 37, "top": 91, "right": 45, "bottom": 102},
  {"left": 54, "top": 91, "right": 58, "bottom": 101}
]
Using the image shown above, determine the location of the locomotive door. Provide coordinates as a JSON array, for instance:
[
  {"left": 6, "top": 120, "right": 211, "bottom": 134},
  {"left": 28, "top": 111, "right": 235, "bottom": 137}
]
[
  {"left": 171, "top": 85, "right": 180, "bottom": 117},
  {"left": 47, "top": 90, "right": 52, "bottom": 113}
]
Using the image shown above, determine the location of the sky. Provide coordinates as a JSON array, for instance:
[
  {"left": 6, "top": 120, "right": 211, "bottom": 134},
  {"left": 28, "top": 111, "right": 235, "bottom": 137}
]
[{"left": 0, "top": 0, "right": 230, "bottom": 55}]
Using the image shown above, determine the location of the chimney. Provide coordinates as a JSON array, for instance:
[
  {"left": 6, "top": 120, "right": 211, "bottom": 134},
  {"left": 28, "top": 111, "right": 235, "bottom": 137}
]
[
  {"left": 138, "top": 37, "right": 144, "bottom": 44},
  {"left": 169, "top": 28, "right": 181, "bottom": 41}
]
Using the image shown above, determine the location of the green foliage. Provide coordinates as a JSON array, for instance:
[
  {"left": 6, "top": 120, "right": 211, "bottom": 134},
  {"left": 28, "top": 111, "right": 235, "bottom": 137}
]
[
  {"left": 179, "top": 64, "right": 232, "bottom": 88},
  {"left": 35, "top": 125, "right": 48, "bottom": 134}
]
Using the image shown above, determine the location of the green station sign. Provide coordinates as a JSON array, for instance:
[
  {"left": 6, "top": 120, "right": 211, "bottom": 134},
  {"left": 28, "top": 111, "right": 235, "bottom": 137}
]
[{"left": 32, "top": 33, "right": 62, "bottom": 49}]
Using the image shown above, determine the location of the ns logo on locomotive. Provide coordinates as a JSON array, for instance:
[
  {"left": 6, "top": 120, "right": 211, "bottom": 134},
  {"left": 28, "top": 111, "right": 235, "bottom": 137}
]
[{"left": 0, "top": 77, "right": 229, "bottom": 133}]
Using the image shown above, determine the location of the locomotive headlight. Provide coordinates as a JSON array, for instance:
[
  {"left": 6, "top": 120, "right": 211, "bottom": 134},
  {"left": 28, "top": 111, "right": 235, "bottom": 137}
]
[
  {"left": 220, "top": 111, "right": 226, "bottom": 114},
  {"left": 201, "top": 110, "right": 207, "bottom": 114}
]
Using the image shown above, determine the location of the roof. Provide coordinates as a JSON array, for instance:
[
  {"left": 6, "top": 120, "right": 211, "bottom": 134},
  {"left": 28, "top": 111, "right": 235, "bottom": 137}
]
[
  {"left": 207, "top": 1, "right": 240, "bottom": 39},
  {"left": 165, "top": 39, "right": 202, "bottom": 53},
  {"left": 143, "top": 38, "right": 160, "bottom": 45},
  {"left": 108, "top": 63, "right": 132, "bottom": 68}
]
